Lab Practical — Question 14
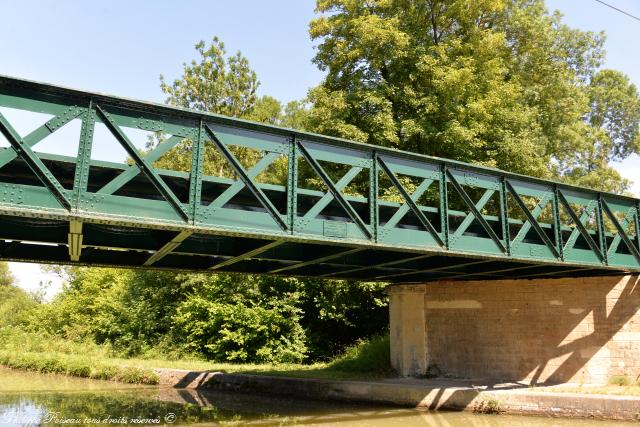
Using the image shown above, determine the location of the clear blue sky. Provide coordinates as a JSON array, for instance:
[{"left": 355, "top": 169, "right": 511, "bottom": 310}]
[
  {"left": 1, "top": 0, "right": 639, "bottom": 293},
  {"left": 0, "top": 0, "right": 323, "bottom": 104}
]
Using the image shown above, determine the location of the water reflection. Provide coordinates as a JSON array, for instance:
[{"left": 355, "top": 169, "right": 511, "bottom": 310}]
[{"left": 0, "top": 368, "right": 628, "bottom": 426}]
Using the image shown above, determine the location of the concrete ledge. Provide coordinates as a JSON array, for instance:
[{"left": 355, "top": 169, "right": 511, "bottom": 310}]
[{"left": 155, "top": 369, "right": 640, "bottom": 421}]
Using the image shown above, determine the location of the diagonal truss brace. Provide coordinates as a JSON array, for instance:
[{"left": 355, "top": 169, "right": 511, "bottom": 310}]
[
  {"left": 296, "top": 141, "right": 372, "bottom": 239},
  {"left": 383, "top": 179, "right": 432, "bottom": 229},
  {"left": 557, "top": 191, "right": 604, "bottom": 262},
  {"left": 453, "top": 189, "right": 495, "bottom": 239},
  {"left": 446, "top": 170, "right": 506, "bottom": 253},
  {"left": 205, "top": 125, "right": 288, "bottom": 231},
  {"left": 303, "top": 166, "right": 363, "bottom": 220},
  {"left": 0, "top": 112, "right": 72, "bottom": 210},
  {"left": 0, "top": 105, "right": 84, "bottom": 169},
  {"left": 505, "top": 181, "right": 561, "bottom": 259},
  {"left": 97, "top": 135, "right": 184, "bottom": 195},
  {"left": 601, "top": 200, "right": 640, "bottom": 264},
  {"left": 96, "top": 105, "right": 189, "bottom": 222},
  {"left": 377, "top": 156, "right": 444, "bottom": 247},
  {"left": 207, "top": 152, "right": 281, "bottom": 210},
  {"left": 210, "top": 240, "right": 283, "bottom": 270},
  {"left": 144, "top": 230, "right": 193, "bottom": 266},
  {"left": 606, "top": 207, "right": 635, "bottom": 255}
]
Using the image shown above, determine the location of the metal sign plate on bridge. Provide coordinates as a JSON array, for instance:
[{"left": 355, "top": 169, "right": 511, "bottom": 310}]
[{"left": 0, "top": 75, "right": 638, "bottom": 283}]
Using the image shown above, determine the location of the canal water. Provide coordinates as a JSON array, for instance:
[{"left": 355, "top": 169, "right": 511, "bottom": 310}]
[{"left": 0, "top": 367, "right": 630, "bottom": 426}]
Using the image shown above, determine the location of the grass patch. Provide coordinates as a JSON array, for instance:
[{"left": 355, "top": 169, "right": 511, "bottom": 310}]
[
  {"left": 325, "top": 334, "right": 394, "bottom": 375},
  {"left": 0, "top": 329, "right": 395, "bottom": 383},
  {"left": 608, "top": 375, "right": 631, "bottom": 386},
  {"left": 0, "top": 350, "right": 159, "bottom": 384}
]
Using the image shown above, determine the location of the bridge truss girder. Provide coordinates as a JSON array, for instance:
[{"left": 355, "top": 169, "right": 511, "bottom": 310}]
[{"left": 0, "top": 75, "right": 638, "bottom": 282}]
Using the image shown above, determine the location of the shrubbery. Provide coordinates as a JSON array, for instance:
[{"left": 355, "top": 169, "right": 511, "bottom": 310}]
[
  {"left": 173, "top": 296, "right": 307, "bottom": 363},
  {"left": 13, "top": 266, "right": 388, "bottom": 364}
]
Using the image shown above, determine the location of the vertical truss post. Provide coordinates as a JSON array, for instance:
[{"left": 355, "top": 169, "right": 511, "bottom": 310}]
[
  {"left": 189, "top": 119, "right": 205, "bottom": 224},
  {"left": 552, "top": 185, "right": 564, "bottom": 261},
  {"left": 286, "top": 136, "right": 298, "bottom": 233},
  {"left": 439, "top": 164, "right": 449, "bottom": 249},
  {"left": 369, "top": 150, "right": 379, "bottom": 242},
  {"left": 499, "top": 176, "right": 511, "bottom": 256},
  {"left": 68, "top": 99, "right": 95, "bottom": 262},
  {"left": 72, "top": 100, "right": 95, "bottom": 211},
  {"left": 596, "top": 194, "right": 608, "bottom": 265}
]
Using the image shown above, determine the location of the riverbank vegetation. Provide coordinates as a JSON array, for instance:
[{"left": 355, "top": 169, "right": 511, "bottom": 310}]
[
  {"left": 20, "top": 267, "right": 388, "bottom": 364},
  {"left": 0, "top": 326, "right": 393, "bottom": 382},
  {"left": 0, "top": 268, "right": 393, "bottom": 381}
]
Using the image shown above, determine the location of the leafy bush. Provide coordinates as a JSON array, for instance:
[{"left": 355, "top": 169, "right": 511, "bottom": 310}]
[
  {"left": 0, "top": 284, "right": 37, "bottom": 327},
  {"left": 173, "top": 296, "right": 307, "bottom": 363}
]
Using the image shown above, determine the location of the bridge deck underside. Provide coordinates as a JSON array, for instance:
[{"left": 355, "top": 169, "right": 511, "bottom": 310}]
[{"left": 0, "top": 214, "right": 628, "bottom": 283}]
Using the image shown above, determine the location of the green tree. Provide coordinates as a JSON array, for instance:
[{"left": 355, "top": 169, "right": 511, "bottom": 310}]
[
  {"left": 306, "top": 0, "right": 640, "bottom": 192},
  {"left": 172, "top": 274, "right": 307, "bottom": 363},
  {"left": 28, "top": 268, "right": 191, "bottom": 356},
  {"left": 558, "top": 70, "right": 640, "bottom": 193},
  {"left": 160, "top": 37, "right": 259, "bottom": 116},
  {"left": 293, "top": 279, "right": 388, "bottom": 360},
  {"left": 0, "top": 262, "right": 14, "bottom": 287},
  {"left": 0, "top": 264, "right": 36, "bottom": 328}
]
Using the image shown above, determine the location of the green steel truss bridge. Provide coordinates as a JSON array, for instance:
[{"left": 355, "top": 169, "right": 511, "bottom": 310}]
[{"left": 0, "top": 75, "right": 638, "bottom": 283}]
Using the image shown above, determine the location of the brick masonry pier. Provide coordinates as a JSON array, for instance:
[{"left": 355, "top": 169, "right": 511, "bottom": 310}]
[{"left": 389, "top": 275, "right": 640, "bottom": 384}]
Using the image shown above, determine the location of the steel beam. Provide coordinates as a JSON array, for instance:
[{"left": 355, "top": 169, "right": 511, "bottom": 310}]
[
  {"left": 209, "top": 240, "right": 284, "bottom": 270},
  {"left": 268, "top": 247, "right": 363, "bottom": 274},
  {"left": 377, "top": 155, "right": 443, "bottom": 246},
  {"left": 144, "top": 230, "right": 193, "bottom": 266},
  {"left": 319, "top": 253, "right": 435, "bottom": 278},
  {"left": 97, "top": 135, "right": 183, "bottom": 195},
  {"left": 373, "top": 259, "right": 494, "bottom": 281},
  {"left": 446, "top": 170, "right": 506, "bottom": 252},
  {"left": 505, "top": 181, "right": 560, "bottom": 258},
  {"left": 557, "top": 191, "right": 604, "bottom": 262},
  {"left": 601, "top": 199, "right": 640, "bottom": 263},
  {"left": 297, "top": 141, "right": 372, "bottom": 239}
]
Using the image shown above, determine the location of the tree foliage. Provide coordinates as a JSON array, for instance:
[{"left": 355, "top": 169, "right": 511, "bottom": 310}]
[
  {"left": 305, "top": 0, "right": 640, "bottom": 192},
  {"left": 25, "top": 267, "right": 386, "bottom": 363},
  {"left": 160, "top": 37, "right": 259, "bottom": 116},
  {"left": 0, "top": 265, "right": 36, "bottom": 329}
]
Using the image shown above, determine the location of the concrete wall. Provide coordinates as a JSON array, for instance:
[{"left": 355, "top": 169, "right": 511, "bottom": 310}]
[{"left": 388, "top": 275, "right": 640, "bottom": 384}]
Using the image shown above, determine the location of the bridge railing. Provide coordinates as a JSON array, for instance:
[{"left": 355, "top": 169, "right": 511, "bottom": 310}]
[{"left": 0, "top": 75, "right": 638, "bottom": 271}]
